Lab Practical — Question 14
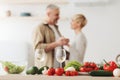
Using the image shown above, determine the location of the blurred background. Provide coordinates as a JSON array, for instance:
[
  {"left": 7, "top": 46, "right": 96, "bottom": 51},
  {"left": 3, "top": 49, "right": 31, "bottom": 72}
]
[{"left": 0, "top": 0, "right": 120, "bottom": 73}]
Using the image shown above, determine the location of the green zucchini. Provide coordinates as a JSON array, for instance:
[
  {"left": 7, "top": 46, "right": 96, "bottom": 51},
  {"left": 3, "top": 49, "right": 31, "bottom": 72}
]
[{"left": 89, "top": 70, "right": 113, "bottom": 76}]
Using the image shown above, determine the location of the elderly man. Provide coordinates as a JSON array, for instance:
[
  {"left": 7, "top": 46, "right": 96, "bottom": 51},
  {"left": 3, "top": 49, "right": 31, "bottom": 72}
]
[{"left": 33, "top": 4, "right": 69, "bottom": 68}]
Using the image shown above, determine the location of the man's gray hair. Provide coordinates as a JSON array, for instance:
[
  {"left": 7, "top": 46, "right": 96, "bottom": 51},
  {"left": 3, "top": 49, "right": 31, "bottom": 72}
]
[{"left": 46, "top": 4, "right": 59, "bottom": 10}]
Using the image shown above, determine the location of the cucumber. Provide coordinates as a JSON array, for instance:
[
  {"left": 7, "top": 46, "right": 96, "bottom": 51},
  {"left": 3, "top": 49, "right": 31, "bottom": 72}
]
[
  {"left": 89, "top": 70, "right": 113, "bottom": 76},
  {"left": 26, "top": 66, "right": 38, "bottom": 75}
]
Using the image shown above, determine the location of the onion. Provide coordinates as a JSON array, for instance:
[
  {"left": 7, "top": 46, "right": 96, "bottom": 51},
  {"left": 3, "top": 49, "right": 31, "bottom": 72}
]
[
  {"left": 65, "top": 67, "right": 75, "bottom": 71},
  {"left": 113, "top": 68, "right": 120, "bottom": 77}
]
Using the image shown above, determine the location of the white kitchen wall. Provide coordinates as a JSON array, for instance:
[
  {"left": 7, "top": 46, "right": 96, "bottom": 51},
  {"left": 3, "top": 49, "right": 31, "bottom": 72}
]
[{"left": 0, "top": 0, "right": 120, "bottom": 67}]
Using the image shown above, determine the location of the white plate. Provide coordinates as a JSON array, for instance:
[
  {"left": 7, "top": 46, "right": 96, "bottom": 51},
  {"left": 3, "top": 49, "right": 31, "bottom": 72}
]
[{"left": 78, "top": 72, "right": 89, "bottom": 75}]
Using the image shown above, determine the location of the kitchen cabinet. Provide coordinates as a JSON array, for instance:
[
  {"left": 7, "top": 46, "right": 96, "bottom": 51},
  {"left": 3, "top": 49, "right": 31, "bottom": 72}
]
[{"left": 0, "top": 74, "right": 120, "bottom": 80}]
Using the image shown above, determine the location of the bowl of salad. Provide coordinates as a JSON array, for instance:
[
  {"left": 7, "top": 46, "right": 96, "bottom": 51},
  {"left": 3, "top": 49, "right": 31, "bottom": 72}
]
[{"left": 0, "top": 61, "right": 26, "bottom": 74}]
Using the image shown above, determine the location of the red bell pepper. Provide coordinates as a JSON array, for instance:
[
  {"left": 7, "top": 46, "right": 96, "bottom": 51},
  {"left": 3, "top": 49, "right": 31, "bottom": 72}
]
[{"left": 103, "top": 59, "right": 118, "bottom": 72}]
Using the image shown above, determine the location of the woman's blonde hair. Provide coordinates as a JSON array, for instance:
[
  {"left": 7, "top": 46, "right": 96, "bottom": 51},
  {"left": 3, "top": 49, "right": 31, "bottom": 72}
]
[{"left": 72, "top": 14, "right": 87, "bottom": 28}]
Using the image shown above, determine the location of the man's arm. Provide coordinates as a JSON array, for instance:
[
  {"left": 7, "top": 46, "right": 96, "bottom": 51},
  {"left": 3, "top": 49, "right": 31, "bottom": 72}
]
[
  {"left": 33, "top": 25, "right": 69, "bottom": 53},
  {"left": 45, "top": 37, "right": 69, "bottom": 53}
]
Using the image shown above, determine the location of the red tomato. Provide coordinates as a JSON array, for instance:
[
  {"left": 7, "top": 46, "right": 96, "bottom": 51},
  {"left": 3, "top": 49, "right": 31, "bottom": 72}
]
[
  {"left": 80, "top": 66, "right": 94, "bottom": 72},
  {"left": 90, "top": 62, "right": 96, "bottom": 68},
  {"left": 65, "top": 71, "right": 78, "bottom": 76},
  {"left": 80, "top": 67, "right": 86, "bottom": 72},
  {"left": 84, "top": 62, "right": 90, "bottom": 67},
  {"left": 94, "top": 67, "right": 99, "bottom": 70},
  {"left": 74, "top": 71, "right": 78, "bottom": 75},
  {"left": 47, "top": 68, "right": 55, "bottom": 76},
  {"left": 4, "top": 66, "right": 9, "bottom": 72},
  {"left": 103, "top": 61, "right": 117, "bottom": 72},
  {"left": 82, "top": 62, "right": 99, "bottom": 72},
  {"left": 70, "top": 71, "right": 78, "bottom": 76},
  {"left": 85, "top": 67, "right": 93, "bottom": 72},
  {"left": 55, "top": 68, "right": 64, "bottom": 76},
  {"left": 65, "top": 71, "right": 71, "bottom": 76}
]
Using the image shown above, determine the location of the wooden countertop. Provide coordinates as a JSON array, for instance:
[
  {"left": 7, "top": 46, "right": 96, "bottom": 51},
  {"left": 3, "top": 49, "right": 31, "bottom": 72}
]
[{"left": 0, "top": 74, "right": 120, "bottom": 80}]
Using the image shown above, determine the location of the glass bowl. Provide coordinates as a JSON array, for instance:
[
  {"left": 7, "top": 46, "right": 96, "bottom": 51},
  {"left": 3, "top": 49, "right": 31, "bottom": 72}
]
[{"left": 1, "top": 61, "right": 27, "bottom": 74}]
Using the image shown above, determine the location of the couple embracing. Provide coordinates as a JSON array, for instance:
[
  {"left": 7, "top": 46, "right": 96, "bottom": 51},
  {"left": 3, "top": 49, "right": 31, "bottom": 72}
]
[{"left": 33, "top": 4, "right": 87, "bottom": 68}]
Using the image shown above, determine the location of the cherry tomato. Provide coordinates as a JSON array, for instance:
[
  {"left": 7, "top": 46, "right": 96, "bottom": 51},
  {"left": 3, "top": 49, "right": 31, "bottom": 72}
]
[
  {"left": 55, "top": 68, "right": 64, "bottom": 76},
  {"left": 94, "top": 67, "right": 99, "bottom": 70},
  {"left": 74, "top": 71, "right": 78, "bottom": 75},
  {"left": 84, "top": 62, "right": 90, "bottom": 67},
  {"left": 4, "top": 66, "right": 9, "bottom": 72},
  {"left": 70, "top": 71, "right": 78, "bottom": 76},
  {"left": 81, "top": 62, "right": 99, "bottom": 72},
  {"left": 47, "top": 68, "right": 55, "bottom": 76},
  {"left": 65, "top": 71, "right": 78, "bottom": 76},
  {"left": 85, "top": 67, "right": 93, "bottom": 72},
  {"left": 90, "top": 62, "right": 96, "bottom": 68},
  {"left": 80, "top": 67, "right": 86, "bottom": 72},
  {"left": 65, "top": 71, "right": 71, "bottom": 76}
]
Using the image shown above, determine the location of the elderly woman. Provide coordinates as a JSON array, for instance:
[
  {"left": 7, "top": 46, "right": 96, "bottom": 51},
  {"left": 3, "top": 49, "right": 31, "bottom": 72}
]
[{"left": 66, "top": 14, "right": 87, "bottom": 64}]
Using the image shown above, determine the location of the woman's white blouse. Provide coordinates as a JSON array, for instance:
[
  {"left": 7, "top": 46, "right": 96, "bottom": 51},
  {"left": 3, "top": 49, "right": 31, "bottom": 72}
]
[{"left": 69, "top": 32, "right": 87, "bottom": 63}]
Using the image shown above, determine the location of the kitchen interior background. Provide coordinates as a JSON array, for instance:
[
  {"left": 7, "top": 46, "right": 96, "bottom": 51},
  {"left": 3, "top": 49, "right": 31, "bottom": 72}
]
[{"left": 0, "top": 0, "right": 120, "bottom": 72}]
